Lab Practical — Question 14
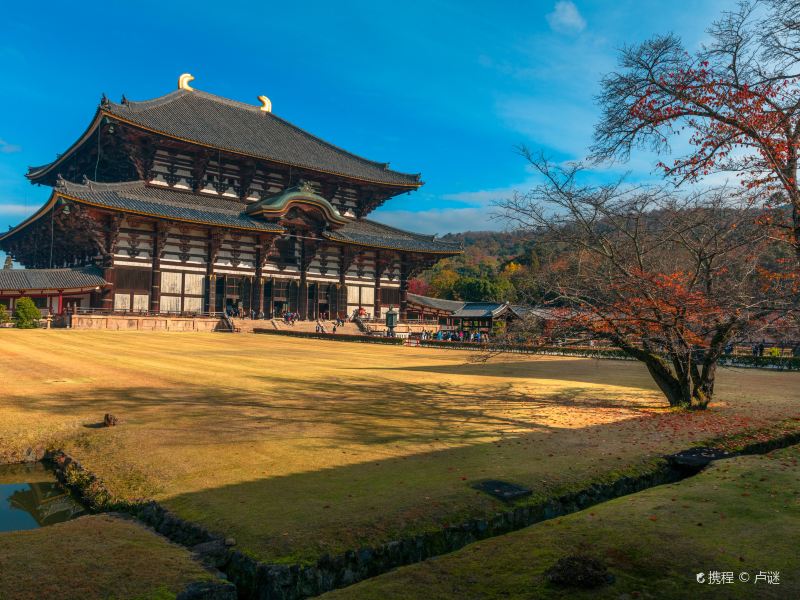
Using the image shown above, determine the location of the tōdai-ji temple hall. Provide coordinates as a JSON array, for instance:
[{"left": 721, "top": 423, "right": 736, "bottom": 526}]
[{"left": 0, "top": 75, "right": 461, "bottom": 324}]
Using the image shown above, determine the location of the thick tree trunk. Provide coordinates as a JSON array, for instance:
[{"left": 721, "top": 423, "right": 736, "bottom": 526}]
[
  {"left": 689, "top": 360, "right": 716, "bottom": 409},
  {"left": 622, "top": 345, "right": 715, "bottom": 410}
]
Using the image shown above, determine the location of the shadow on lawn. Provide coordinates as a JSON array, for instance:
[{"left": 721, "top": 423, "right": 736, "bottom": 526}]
[
  {"left": 4, "top": 368, "right": 660, "bottom": 450},
  {"left": 356, "top": 356, "right": 659, "bottom": 387},
  {"left": 0, "top": 361, "right": 713, "bottom": 551},
  {"left": 3, "top": 371, "right": 782, "bottom": 565}
]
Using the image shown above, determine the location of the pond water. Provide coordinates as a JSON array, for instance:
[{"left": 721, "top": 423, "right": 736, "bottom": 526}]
[{"left": 0, "top": 463, "right": 87, "bottom": 532}]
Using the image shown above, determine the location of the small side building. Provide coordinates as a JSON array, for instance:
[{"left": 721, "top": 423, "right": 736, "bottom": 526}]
[
  {"left": 0, "top": 267, "right": 108, "bottom": 315},
  {"left": 405, "top": 294, "right": 521, "bottom": 334}
]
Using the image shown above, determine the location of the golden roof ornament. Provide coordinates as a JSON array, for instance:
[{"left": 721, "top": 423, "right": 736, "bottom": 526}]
[
  {"left": 178, "top": 73, "right": 195, "bottom": 91},
  {"left": 258, "top": 95, "right": 272, "bottom": 113}
]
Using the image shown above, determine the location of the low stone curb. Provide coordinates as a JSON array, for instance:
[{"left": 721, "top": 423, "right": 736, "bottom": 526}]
[
  {"left": 252, "top": 328, "right": 404, "bottom": 345},
  {"left": 417, "top": 341, "right": 800, "bottom": 371}
]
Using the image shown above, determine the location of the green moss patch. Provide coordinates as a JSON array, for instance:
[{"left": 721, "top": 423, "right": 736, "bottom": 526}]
[{"left": 324, "top": 445, "right": 800, "bottom": 599}]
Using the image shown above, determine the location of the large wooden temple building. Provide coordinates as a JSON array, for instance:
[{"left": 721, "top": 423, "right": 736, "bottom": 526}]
[{"left": 0, "top": 75, "right": 460, "bottom": 320}]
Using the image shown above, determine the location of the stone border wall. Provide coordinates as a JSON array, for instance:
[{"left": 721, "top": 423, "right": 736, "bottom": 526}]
[
  {"left": 70, "top": 314, "right": 226, "bottom": 332},
  {"left": 44, "top": 428, "right": 800, "bottom": 600}
]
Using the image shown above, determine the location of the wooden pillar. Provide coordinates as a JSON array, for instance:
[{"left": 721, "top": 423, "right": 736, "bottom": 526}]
[
  {"left": 101, "top": 265, "right": 115, "bottom": 311},
  {"left": 298, "top": 239, "right": 314, "bottom": 320},
  {"left": 100, "top": 214, "right": 122, "bottom": 312},
  {"left": 255, "top": 276, "right": 265, "bottom": 317},
  {"left": 399, "top": 255, "right": 409, "bottom": 321},
  {"left": 339, "top": 248, "right": 347, "bottom": 289},
  {"left": 150, "top": 224, "right": 163, "bottom": 313},
  {"left": 207, "top": 274, "right": 217, "bottom": 314},
  {"left": 265, "top": 277, "right": 273, "bottom": 318},
  {"left": 339, "top": 246, "right": 358, "bottom": 320},
  {"left": 207, "top": 230, "right": 223, "bottom": 315},
  {"left": 374, "top": 251, "right": 383, "bottom": 320},
  {"left": 299, "top": 277, "right": 308, "bottom": 320},
  {"left": 255, "top": 236, "right": 271, "bottom": 319}
]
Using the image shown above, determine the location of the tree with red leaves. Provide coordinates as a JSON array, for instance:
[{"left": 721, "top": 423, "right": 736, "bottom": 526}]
[
  {"left": 498, "top": 154, "right": 798, "bottom": 410},
  {"left": 592, "top": 1, "right": 800, "bottom": 259},
  {"left": 407, "top": 277, "right": 430, "bottom": 296}
]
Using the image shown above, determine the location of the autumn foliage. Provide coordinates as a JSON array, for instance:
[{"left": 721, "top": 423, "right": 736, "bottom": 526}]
[
  {"left": 593, "top": 1, "right": 800, "bottom": 258},
  {"left": 498, "top": 154, "right": 799, "bottom": 409}
]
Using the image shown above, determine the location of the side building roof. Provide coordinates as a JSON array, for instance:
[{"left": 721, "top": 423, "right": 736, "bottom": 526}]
[
  {"left": 452, "top": 303, "right": 511, "bottom": 318},
  {"left": 324, "top": 219, "right": 462, "bottom": 255},
  {"left": 29, "top": 89, "right": 422, "bottom": 188},
  {"left": 406, "top": 293, "right": 466, "bottom": 313},
  {"left": 0, "top": 266, "right": 107, "bottom": 293}
]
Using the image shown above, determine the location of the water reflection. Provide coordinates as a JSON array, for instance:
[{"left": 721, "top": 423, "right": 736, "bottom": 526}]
[{"left": 0, "top": 463, "right": 87, "bottom": 532}]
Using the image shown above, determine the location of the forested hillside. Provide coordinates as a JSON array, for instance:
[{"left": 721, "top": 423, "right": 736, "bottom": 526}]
[{"left": 410, "top": 230, "right": 545, "bottom": 302}]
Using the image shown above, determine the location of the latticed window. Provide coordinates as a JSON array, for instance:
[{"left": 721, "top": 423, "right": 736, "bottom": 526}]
[
  {"left": 225, "top": 276, "right": 242, "bottom": 299},
  {"left": 184, "top": 274, "right": 204, "bottom": 296},
  {"left": 161, "top": 272, "right": 182, "bottom": 294},
  {"left": 183, "top": 297, "right": 203, "bottom": 313},
  {"left": 380, "top": 287, "right": 400, "bottom": 306},
  {"left": 117, "top": 268, "right": 150, "bottom": 292},
  {"left": 360, "top": 286, "right": 375, "bottom": 307},
  {"left": 273, "top": 279, "right": 289, "bottom": 300},
  {"left": 161, "top": 295, "right": 181, "bottom": 313},
  {"left": 114, "top": 294, "right": 131, "bottom": 311}
]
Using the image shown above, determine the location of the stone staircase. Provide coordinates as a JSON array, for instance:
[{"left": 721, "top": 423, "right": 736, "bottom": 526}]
[{"left": 231, "top": 317, "right": 363, "bottom": 335}]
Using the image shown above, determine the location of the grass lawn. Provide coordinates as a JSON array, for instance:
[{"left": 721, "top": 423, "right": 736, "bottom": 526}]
[
  {"left": 0, "top": 514, "right": 211, "bottom": 600},
  {"left": 1, "top": 330, "right": 799, "bottom": 566},
  {"left": 323, "top": 444, "right": 800, "bottom": 599}
]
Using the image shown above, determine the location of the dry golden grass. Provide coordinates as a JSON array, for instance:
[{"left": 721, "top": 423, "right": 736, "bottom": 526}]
[
  {"left": 0, "top": 514, "right": 210, "bottom": 600},
  {"left": 1, "top": 330, "right": 798, "bottom": 563}
]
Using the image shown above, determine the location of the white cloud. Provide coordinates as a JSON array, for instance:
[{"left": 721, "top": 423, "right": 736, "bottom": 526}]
[
  {"left": 0, "top": 139, "right": 21, "bottom": 154},
  {"left": 0, "top": 203, "right": 34, "bottom": 216},
  {"left": 442, "top": 183, "right": 529, "bottom": 207},
  {"left": 546, "top": 1, "right": 586, "bottom": 34},
  {"left": 496, "top": 95, "right": 596, "bottom": 156},
  {"left": 373, "top": 207, "right": 509, "bottom": 235}
]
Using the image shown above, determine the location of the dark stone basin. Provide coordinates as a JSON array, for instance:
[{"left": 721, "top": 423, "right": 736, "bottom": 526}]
[
  {"left": 666, "top": 447, "right": 731, "bottom": 473},
  {"left": 472, "top": 479, "right": 533, "bottom": 502},
  {"left": 0, "top": 463, "right": 87, "bottom": 532}
]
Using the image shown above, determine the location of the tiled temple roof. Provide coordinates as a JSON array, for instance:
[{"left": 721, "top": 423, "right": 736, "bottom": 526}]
[
  {"left": 55, "top": 179, "right": 284, "bottom": 233},
  {"left": 406, "top": 293, "right": 466, "bottom": 312},
  {"left": 29, "top": 90, "right": 422, "bottom": 187},
  {"left": 452, "top": 303, "right": 511, "bottom": 318},
  {"left": 2, "top": 180, "right": 460, "bottom": 255},
  {"left": 324, "top": 219, "right": 462, "bottom": 254},
  {"left": 0, "top": 266, "right": 107, "bottom": 292}
]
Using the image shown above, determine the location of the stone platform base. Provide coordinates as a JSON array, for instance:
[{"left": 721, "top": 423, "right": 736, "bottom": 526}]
[{"left": 69, "top": 314, "right": 226, "bottom": 332}]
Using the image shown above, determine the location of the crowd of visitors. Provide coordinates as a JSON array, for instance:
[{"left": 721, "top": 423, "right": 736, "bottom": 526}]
[
  {"left": 418, "top": 329, "right": 489, "bottom": 343},
  {"left": 282, "top": 312, "right": 300, "bottom": 325},
  {"left": 747, "top": 342, "right": 800, "bottom": 357}
]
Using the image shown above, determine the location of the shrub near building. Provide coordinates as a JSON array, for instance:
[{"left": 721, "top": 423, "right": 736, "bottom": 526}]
[
  {"left": 0, "top": 303, "right": 10, "bottom": 326},
  {"left": 13, "top": 297, "right": 40, "bottom": 329}
]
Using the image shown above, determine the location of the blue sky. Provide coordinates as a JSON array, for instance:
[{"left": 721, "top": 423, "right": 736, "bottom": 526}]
[{"left": 0, "top": 0, "right": 730, "bottom": 244}]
